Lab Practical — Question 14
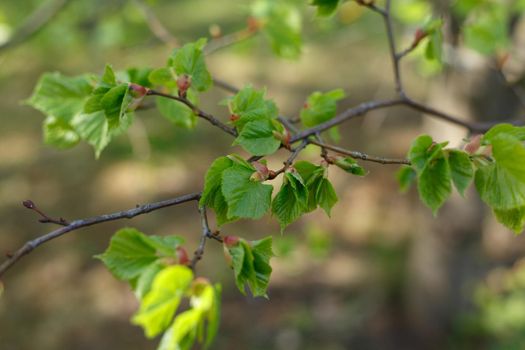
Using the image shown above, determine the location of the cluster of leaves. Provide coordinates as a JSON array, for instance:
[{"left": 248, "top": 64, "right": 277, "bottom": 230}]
[
  {"left": 200, "top": 153, "right": 364, "bottom": 231},
  {"left": 222, "top": 236, "right": 274, "bottom": 297},
  {"left": 398, "top": 124, "right": 525, "bottom": 233},
  {"left": 27, "top": 39, "right": 212, "bottom": 157},
  {"left": 96, "top": 228, "right": 221, "bottom": 350}
]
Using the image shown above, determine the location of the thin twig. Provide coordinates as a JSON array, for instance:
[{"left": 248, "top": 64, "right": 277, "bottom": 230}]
[
  {"left": 147, "top": 89, "right": 238, "bottom": 136},
  {"left": 133, "top": 0, "right": 178, "bottom": 47},
  {"left": 291, "top": 99, "right": 404, "bottom": 142},
  {"left": 213, "top": 78, "right": 240, "bottom": 94},
  {"left": 309, "top": 140, "right": 410, "bottom": 165},
  {"left": 270, "top": 140, "right": 309, "bottom": 178},
  {"left": 204, "top": 28, "right": 257, "bottom": 55},
  {"left": 0, "top": 193, "right": 201, "bottom": 278},
  {"left": 190, "top": 206, "right": 218, "bottom": 271},
  {"left": 382, "top": 0, "right": 405, "bottom": 96},
  {"left": 22, "top": 200, "right": 69, "bottom": 226},
  {"left": 0, "top": 0, "right": 72, "bottom": 53}
]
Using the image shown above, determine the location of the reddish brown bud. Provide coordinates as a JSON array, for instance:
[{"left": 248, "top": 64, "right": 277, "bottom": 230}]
[
  {"left": 128, "top": 83, "right": 148, "bottom": 98},
  {"left": 413, "top": 28, "right": 428, "bottom": 47},
  {"left": 22, "top": 200, "right": 35, "bottom": 209},
  {"left": 253, "top": 161, "right": 270, "bottom": 180},
  {"left": 223, "top": 235, "right": 240, "bottom": 247},
  {"left": 177, "top": 74, "right": 192, "bottom": 98},
  {"left": 176, "top": 247, "right": 190, "bottom": 265},
  {"left": 303, "top": 102, "right": 309, "bottom": 109},
  {"left": 230, "top": 114, "right": 240, "bottom": 122},
  {"left": 464, "top": 134, "right": 482, "bottom": 154}
]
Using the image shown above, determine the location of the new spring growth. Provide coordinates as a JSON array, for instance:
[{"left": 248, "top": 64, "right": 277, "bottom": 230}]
[
  {"left": 177, "top": 74, "right": 192, "bottom": 98},
  {"left": 223, "top": 235, "right": 240, "bottom": 268},
  {"left": 128, "top": 83, "right": 149, "bottom": 111},
  {"left": 250, "top": 161, "right": 271, "bottom": 182}
]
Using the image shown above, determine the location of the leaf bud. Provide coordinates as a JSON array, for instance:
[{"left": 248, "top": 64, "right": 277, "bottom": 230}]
[
  {"left": 412, "top": 28, "right": 428, "bottom": 47},
  {"left": 463, "top": 134, "right": 482, "bottom": 154},
  {"left": 176, "top": 247, "right": 190, "bottom": 265},
  {"left": 223, "top": 235, "right": 240, "bottom": 247},
  {"left": 22, "top": 200, "right": 35, "bottom": 209},
  {"left": 253, "top": 161, "right": 270, "bottom": 180},
  {"left": 177, "top": 74, "right": 192, "bottom": 98},
  {"left": 128, "top": 83, "right": 148, "bottom": 98}
]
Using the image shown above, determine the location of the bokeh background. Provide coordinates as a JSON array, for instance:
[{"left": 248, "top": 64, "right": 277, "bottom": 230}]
[{"left": 2, "top": 1, "right": 525, "bottom": 349}]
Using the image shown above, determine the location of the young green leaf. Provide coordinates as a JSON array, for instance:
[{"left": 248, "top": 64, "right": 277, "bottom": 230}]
[
  {"left": 155, "top": 280, "right": 221, "bottom": 350},
  {"left": 463, "top": 5, "right": 509, "bottom": 55},
  {"left": 448, "top": 149, "right": 474, "bottom": 196},
  {"left": 149, "top": 67, "right": 176, "bottom": 87},
  {"left": 95, "top": 228, "right": 183, "bottom": 281},
  {"left": 200, "top": 157, "right": 236, "bottom": 225},
  {"left": 132, "top": 263, "right": 166, "bottom": 300},
  {"left": 494, "top": 207, "right": 525, "bottom": 234},
  {"left": 272, "top": 171, "right": 309, "bottom": 231},
  {"left": 250, "top": 237, "right": 274, "bottom": 297},
  {"left": 311, "top": 0, "right": 341, "bottom": 17},
  {"left": 221, "top": 162, "right": 273, "bottom": 220},
  {"left": 332, "top": 157, "right": 366, "bottom": 176},
  {"left": 397, "top": 165, "right": 417, "bottom": 193},
  {"left": 168, "top": 38, "right": 212, "bottom": 92},
  {"left": 71, "top": 110, "right": 133, "bottom": 158},
  {"left": 417, "top": 156, "right": 452, "bottom": 215},
  {"left": 204, "top": 284, "right": 221, "bottom": 348},
  {"left": 300, "top": 89, "right": 345, "bottom": 127},
  {"left": 252, "top": 0, "right": 302, "bottom": 59},
  {"left": 156, "top": 90, "right": 198, "bottom": 129},
  {"left": 125, "top": 67, "right": 154, "bottom": 87},
  {"left": 482, "top": 124, "right": 525, "bottom": 143},
  {"left": 314, "top": 177, "right": 338, "bottom": 216},
  {"left": 294, "top": 161, "right": 339, "bottom": 216},
  {"left": 132, "top": 265, "right": 193, "bottom": 338},
  {"left": 100, "top": 84, "right": 134, "bottom": 129},
  {"left": 42, "top": 116, "right": 80, "bottom": 149},
  {"left": 408, "top": 135, "right": 435, "bottom": 171},
  {"left": 233, "top": 119, "right": 282, "bottom": 156},
  {"left": 225, "top": 237, "right": 273, "bottom": 297},
  {"left": 491, "top": 134, "right": 525, "bottom": 181},
  {"left": 27, "top": 72, "right": 95, "bottom": 122},
  {"left": 424, "top": 19, "right": 443, "bottom": 62},
  {"left": 475, "top": 163, "right": 525, "bottom": 210},
  {"left": 227, "top": 85, "right": 278, "bottom": 130},
  {"left": 100, "top": 64, "right": 117, "bottom": 87}
]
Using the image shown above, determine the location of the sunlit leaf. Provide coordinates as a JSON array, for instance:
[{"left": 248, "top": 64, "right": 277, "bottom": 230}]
[{"left": 132, "top": 265, "right": 193, "bottom": 338}]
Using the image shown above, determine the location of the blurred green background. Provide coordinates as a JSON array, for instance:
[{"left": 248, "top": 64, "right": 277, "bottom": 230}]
[{"left": 2, "top": 0, "right": 525, "bottom": 349}]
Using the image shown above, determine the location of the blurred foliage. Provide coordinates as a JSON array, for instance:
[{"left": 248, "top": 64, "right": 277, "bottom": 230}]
[
  {"left": 454, "top": 259, "right": 525, "bottom": 349},
  {"left": 2, "top": 0, "right": 525, "bottom": 349}
]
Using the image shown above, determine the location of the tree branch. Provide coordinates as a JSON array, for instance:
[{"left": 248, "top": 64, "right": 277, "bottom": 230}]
[
  {"left": 147, "top": 89, "right": 238, "bottom": 136},
  {"left": 0, "top": 192, "right": 201, "bottom": 278},
  {"left": 190, "top": 206, "right": 221, "bottom": 271},
  {"left": 0, "top": 0, "right": 72, "bottom": 53},
  {"left": 308, "top": 139, "right": 411, "bottom": 165},
  {"left": 133, "top": 0, "right": 178, "bottom": 47},
  {"left": 291, "top": 99, "right": 404, "bottom": 142}
]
